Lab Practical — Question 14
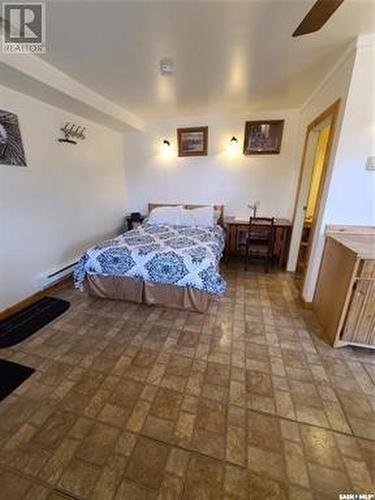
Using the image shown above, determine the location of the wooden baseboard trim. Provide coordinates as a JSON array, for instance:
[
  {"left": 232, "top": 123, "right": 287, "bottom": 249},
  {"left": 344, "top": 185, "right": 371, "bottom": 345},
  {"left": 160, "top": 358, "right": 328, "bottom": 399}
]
[{"left": 0, "top": 276, "right": 72, "bottom": 321}]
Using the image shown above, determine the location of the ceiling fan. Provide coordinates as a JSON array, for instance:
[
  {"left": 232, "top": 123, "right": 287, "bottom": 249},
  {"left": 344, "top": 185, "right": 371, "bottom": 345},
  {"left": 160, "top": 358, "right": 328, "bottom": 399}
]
[{"left": 293, "top": 0, "right": 345, "bottom": 37}]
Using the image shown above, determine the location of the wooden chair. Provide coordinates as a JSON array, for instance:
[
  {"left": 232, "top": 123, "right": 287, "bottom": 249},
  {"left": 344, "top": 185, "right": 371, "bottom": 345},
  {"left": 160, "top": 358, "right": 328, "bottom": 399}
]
[{"left": 244, "top": 217, "right": 275, "bottom": 272}]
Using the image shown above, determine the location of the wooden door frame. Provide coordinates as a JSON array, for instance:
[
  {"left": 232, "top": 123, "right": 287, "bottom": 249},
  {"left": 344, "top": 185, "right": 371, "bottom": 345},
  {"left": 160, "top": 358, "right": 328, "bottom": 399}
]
[{"left": 292, "top": 99, "right": 341, "bottom": 290}]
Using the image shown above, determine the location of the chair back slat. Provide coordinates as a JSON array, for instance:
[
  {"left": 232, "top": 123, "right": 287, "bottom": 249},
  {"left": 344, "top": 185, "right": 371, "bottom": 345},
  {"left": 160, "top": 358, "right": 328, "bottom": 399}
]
[
  {"left": 248, "top": 217, "right": 275, "bottom": 239},
  {"left": 245, "top": 217, "right": 275, "bottom": 272}
]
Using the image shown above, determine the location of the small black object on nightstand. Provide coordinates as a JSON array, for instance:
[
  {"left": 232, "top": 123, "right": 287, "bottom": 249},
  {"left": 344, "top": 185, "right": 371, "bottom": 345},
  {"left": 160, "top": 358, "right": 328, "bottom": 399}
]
[{"left": 125, "top": 212, "right": 145, "bottom": 231}]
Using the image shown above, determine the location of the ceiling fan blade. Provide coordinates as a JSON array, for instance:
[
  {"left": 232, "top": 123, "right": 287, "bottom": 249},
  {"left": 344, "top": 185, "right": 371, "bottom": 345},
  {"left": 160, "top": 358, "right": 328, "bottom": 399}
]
[{"left": 293, "top": 0, "right": 345, "bottom": 37}]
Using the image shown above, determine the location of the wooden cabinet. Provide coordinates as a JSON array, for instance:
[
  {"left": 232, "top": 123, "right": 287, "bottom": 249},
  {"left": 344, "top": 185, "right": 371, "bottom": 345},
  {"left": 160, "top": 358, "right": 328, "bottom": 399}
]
[
  {"left": 341, "top": 261, "right": 375, "bottom": 345},
  {"left": 314, "top": 229, "right": 375, "bottom": 348}
]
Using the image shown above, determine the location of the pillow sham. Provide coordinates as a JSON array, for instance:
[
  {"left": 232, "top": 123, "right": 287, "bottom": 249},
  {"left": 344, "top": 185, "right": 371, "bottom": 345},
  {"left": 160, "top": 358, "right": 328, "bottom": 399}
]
[
  {"left": 148, "top": 206, "right": 182, "bottom": 225},
  {"left": 180, "top": 206, "right": 214, "bottom": 227}
]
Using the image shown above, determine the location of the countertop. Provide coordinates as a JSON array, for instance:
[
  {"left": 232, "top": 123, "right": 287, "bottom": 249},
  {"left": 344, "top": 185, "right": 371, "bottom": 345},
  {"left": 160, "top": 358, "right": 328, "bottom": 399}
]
[{"left": 327, "top": 231, "right": 375, "bottom": 260}]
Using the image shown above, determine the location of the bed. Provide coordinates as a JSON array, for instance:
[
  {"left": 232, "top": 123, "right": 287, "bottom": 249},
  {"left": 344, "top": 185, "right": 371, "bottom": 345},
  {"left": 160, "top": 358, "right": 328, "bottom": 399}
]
[{"left": 74, "top": 204, "right": 226, "bottom": 312}]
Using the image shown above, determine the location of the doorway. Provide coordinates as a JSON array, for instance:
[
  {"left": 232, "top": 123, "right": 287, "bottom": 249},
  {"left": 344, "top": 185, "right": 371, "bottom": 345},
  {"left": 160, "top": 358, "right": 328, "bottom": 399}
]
[{"left": 292, "top": 100, "right": 340, "bottom": 290}]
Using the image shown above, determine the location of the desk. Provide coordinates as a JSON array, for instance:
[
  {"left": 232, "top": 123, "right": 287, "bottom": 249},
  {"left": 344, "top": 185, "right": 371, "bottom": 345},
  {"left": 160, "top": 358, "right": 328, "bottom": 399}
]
[{"left": 224, "top": 217, "right": 292, "bottom": 268}]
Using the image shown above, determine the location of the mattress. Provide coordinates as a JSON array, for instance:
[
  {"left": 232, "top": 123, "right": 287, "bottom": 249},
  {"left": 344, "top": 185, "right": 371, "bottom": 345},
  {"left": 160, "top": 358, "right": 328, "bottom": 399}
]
[{"left": 74, "top": 223, "right": 226, "bottom": 296}]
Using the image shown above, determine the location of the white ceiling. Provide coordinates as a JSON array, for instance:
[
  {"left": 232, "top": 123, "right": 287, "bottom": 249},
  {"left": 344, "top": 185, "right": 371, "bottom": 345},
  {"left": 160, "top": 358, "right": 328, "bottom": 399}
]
[{"left": 38, "top": 0, "right": 375, "bottom": 120}]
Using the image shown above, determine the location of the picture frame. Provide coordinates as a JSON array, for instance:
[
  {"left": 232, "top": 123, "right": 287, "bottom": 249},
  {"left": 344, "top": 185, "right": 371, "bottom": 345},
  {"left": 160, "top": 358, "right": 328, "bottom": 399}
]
[
  {"left": 243, "top": 120, "right": 284, "bottom": 155},
  {"left": 177, "top": 126, "right": 208, "bottom": 157},
  {"left": 0, "top": 110, "right": 27, "bottom": 166}
]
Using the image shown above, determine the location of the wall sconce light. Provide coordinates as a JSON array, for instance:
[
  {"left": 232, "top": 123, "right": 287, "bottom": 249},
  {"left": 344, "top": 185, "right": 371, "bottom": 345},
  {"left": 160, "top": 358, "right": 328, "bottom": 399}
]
[
  {"left": 161, "top": 139, "right": 171, "bottom": 153},
  {"left": 227, "top": 136, "right": 239, "bottom": 155},
  {"left": 161, "top": 139, "right": 172, "bottom": 155}
]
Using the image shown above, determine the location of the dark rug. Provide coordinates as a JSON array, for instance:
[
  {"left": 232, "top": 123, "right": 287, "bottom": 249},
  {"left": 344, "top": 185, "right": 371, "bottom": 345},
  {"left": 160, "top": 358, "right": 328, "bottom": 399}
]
[
  {"left": 0, "top": 297, "right": 70, "bottom": 348},
  {"left": 0, "top": 359, "right": 35, "bottom": 401}
]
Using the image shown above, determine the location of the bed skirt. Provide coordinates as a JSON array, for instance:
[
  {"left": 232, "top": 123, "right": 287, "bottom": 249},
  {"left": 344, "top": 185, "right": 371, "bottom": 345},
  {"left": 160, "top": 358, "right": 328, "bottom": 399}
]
[{"left": 86, "top": 275, "right": 212, "bottom": 313}]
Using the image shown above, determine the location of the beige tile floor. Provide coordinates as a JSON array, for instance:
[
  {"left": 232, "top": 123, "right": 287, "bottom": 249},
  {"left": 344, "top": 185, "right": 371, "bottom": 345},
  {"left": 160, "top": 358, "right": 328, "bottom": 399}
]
[{"left": 0, "top": 263, "right": 374, "bottom": 499}]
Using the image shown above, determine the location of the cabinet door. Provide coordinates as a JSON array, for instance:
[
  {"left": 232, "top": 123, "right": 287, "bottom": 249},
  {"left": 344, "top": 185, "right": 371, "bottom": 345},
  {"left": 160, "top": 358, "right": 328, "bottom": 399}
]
[
  {"left": 342, "top": 278, "right": 375, "bottom": 346},
  {"left": 358, "top": 260, "right": 375, "bottom": 279}
]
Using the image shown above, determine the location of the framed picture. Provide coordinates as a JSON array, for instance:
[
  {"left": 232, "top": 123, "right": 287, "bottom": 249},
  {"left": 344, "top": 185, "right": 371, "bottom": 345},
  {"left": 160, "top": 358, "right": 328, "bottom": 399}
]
[
  {"left": 177, "top": 126, "right": 208, "bottom": 157},
  {"left": 243, "top": 120, "right": 284, "bottom": 155},
  {"left": 0, "top": 110, "right": 27, "bottom": 166}
]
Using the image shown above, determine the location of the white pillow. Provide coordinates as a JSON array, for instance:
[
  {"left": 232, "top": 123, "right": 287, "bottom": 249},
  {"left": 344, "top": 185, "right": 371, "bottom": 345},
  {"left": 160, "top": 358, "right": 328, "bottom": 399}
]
[
  {"left": 148, "top": 206, "right": 182, "bottom": 225},
  {"left": 180, "top": 206, "right": 214, "bottom": 227}
]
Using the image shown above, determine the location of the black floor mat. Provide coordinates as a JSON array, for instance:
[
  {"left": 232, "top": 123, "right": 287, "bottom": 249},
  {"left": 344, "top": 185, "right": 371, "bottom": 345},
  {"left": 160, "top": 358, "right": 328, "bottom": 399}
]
[
  {"left": 0, "top": 297, "right": 70, "bottom": 348},
  {"left": 0, "top": 359, "right": 35, "bottom": 401}
]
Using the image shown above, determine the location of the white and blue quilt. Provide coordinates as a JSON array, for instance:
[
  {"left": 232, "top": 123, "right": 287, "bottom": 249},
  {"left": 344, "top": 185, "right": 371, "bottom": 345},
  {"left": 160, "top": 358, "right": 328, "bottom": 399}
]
[{"left": 74, "top": 223, "right": 226, "bottom": 295}]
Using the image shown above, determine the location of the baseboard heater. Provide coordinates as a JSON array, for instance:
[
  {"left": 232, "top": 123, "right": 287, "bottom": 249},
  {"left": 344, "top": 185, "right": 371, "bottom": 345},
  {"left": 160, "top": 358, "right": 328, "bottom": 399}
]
[{"left": 34, "top": 261, "right": 78, "bottom": 291}]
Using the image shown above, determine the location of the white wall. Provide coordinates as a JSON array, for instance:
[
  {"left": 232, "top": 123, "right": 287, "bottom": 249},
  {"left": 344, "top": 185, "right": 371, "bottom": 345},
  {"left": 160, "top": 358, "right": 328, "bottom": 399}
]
[
  {"left": 304, "top": 40, "right": 375, "bottom": 302},
  {"left": 123, "top": 110, "right": 301, "bottom": 220},
  {"left": 288, "top": 37, "right": 375, "bottom": 302},
  {"left": 0, "top": 84, "right": 126, "bottom": 309},
  {"left": 323, "top": 41, "right": 375, "bottom": 226},
  {"left": 287, "top": 48, "right": 356, "bottom": 278}
]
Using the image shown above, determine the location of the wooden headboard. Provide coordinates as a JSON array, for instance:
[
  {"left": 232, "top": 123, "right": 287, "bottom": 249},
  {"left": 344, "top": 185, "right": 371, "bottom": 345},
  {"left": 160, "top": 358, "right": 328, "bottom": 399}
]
[{"left": 148, "top": 203, "right": 224, "bottom": 225}]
